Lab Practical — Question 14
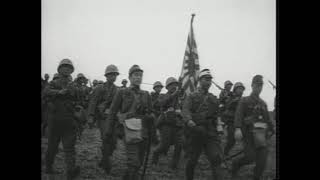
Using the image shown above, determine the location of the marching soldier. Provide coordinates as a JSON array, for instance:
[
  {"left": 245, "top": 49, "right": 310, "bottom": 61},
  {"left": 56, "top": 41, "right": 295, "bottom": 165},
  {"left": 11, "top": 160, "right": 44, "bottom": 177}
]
[
  {"left": 151, "top": 77, "right": 184, "bottom": 170},
  {"left": 182, "top": 69, "right": 223, "bottom": 180},
  {"left": 92, "top": 79, "right": 98, "bottom": 88},
  {"left": 231, "top": 75, "right": 275, "bottom": 180},
  {"left": 219, "top": 80, "right": 233, "bottom": 110},
  {"left": 43, "top": 59, "right": 80, "bottom": 180},
  {"left": 222, "top": 82, "right": 245, "bottom": 156},
  {"left": 87, "top": 65, "right": 120, "bottom": 174},
  {"left": 107, "top": 65, "right": 153, "bottom": 180},
  {"left": 150, "top": 81, "right": 164, "bottom": 145},
  {"left": 42, "top": 73, "right": 50, "bottom": 91}
]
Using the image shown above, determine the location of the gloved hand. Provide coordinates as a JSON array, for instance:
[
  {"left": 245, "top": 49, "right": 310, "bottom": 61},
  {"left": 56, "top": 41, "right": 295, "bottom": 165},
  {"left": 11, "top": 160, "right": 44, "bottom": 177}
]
[{"left": 234, "top": 128, "right": 243, "bottom": 141}]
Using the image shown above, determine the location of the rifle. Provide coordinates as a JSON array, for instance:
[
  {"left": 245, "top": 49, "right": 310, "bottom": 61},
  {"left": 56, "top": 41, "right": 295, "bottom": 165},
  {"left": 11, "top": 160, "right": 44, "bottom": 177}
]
[
  {"left": 268, "top": 80, "right": 276, "bottom": 90},
  {"left": 212, "top": 81, "right": 224, "bottom": 91}
]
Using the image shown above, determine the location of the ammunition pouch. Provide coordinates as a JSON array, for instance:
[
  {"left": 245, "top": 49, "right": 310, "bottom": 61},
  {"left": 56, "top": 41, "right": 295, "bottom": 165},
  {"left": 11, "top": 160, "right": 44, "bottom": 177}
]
[
  {"left": 123, "top": 118, "right": 143, "bottom": 144},
  {"left": 252, "top": 122, "right": 268, "bottom": 147}
]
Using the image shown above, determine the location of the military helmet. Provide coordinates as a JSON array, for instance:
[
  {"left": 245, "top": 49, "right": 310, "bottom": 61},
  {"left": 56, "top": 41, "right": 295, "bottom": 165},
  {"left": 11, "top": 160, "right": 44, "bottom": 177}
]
[
  {"left": 58, "top": 59, "right": 74, "bottom": 73},
  {"left": 252, "top": 75, "right": 263, "bottom": 85},
  {"left": 93, "top": 79, "right": 98, "bottom": 84},
  {"left": 165, "top": 77, "right": 179, "bottom": 88},
  {"left": 104, "top": 64, "right": 119, "bottom": 76},
  {"left": 129, "top": 65, "right": 143, "bottom": 76},
  {"left": 77, "top": 73, "right": 85, "bottom": 79},
  {"left": 199, "top": 69, "right": 213, "bottom": 79},
  {"left": 233, "top": 82, "right": 245, "bottom": 91},
  {"left": 98, "top": 80, "right": 104, "bottom": 84},
  {"left": 53, "top": 73, "right": 59, "bottom": 80},
  {"left": 224, "top": 80, "right": 233, "bottom": 87},
  {"left": 153, "top": 81, "right": 164, "bottom": 89}
]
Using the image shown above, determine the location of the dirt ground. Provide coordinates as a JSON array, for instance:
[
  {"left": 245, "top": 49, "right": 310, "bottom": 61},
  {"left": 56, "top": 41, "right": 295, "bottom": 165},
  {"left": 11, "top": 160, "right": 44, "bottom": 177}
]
[{"left": 41, "top": 121, "right": 276, "bottom": 180}]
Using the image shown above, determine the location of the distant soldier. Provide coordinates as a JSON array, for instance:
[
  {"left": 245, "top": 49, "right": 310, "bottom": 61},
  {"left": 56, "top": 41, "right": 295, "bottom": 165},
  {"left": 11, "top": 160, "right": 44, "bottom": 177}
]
[
  {"left": 182, "top": 69, "right": 223, "bottom": 180},
  {"left": 42, "top": 74, "right": 50, "bottom": 91},
  {"left": 41, "top": 73, "right": 50, "bottom": 135},
  {"left": 107, "top": 65, "right": 153, "bottom": 179},
  {"left": 121, "top": 79, "right": 128, "bottom": 88},
  {"left": 222, "top": 82, "right": 245, "bottom": 156},
  {"left": 43, "top": 59, "right": 80, "bottom": 180},
  {"left": 231, "top": 75, "right": 275, "bottom": 180},
  {"left": 219, "top": 81, "right": 233, "bottom": 108},
  {"left": 151, "top": 77, "right": 184, "bottom": 170},
  {"left": 150, "top": 81, "right": 164, "bottom": 145},
  {"left": 87, "top": 65, "right": 120, "bottom": 174},
  {"left": 98, "top": 80, "right": 104, "bottom": 85},
  {"left": 92, "top": 79, "right": 98, "bottom": 88},
  {"left": 52, "top": 73, "right": 60, "bottom": 81}
]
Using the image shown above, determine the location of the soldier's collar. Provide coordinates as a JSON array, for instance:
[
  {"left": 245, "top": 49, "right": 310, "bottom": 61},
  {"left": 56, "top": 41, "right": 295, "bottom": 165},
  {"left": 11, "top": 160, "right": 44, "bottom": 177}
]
[
  {"left": 198, "top": 88, "right": 209, "bottom": 95},
  {"left": 129, "top": 85, "right": 141, "bottom": 92}
]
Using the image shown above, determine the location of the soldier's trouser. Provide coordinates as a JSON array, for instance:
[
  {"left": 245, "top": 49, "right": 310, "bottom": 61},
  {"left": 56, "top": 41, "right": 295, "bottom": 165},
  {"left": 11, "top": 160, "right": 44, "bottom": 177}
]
[
  {"left": 153, "top": 125, "right": 183, "bottom": 165},
  {"left": 125, "top": 140, "right": 147, "bottom": 179},
  {"left": 232, "top": 134, "right": 269, "bottom": 179},
  {"left": 224, "top": 122, "right": 236, "bottom": 156},
  {"left": 45, "top": 126, "right": 77, "bottom": 173},
  {"left": 185, "top": 134, "right": 223, "bottom": 180},
  {"left": 98, "top": 119, "right": 117, "bottom": 168}
]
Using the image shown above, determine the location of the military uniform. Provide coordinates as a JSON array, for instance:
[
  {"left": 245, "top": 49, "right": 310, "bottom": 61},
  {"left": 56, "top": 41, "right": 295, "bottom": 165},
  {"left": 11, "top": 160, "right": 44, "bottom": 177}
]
[
  {"left": 223, "top": 94, "right": 242, "bottom": 156},
  {"left": 43, "top": 59, "right": 80, "bottom": 179},
  {"left": 87, "top": 65, "right": 119, "bottom": 173},
  {"left": 151, "top": 89, "right": 184, "bottom": 169},
  {"left": 150, "top": 90, "right": 163, "bottom": 145},
  {"left": 182, "top": 88, "right": 223, "bottom": 180},
  {"left": 108, "top": 65, "right": 152, "bottom": 180},
  {"left": 231, "top": 76, "right": 274, "bottom": 180}
]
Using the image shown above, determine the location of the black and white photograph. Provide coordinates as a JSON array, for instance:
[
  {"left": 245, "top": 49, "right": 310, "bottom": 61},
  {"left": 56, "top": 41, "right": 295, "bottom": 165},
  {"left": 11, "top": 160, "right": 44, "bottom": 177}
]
[{"left": 41, "top": 0, "right": 277, "bottom": 179}]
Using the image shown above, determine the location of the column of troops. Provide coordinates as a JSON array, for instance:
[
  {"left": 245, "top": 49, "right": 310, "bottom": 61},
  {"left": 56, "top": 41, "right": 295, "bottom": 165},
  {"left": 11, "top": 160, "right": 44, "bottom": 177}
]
[{"left": 41, "top": 58, "right": 275, "bottom": 180}]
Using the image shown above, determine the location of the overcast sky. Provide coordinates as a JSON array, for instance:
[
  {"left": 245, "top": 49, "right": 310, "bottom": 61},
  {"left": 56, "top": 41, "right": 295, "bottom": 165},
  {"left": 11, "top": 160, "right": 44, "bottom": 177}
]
[{"left": 42, "top": 0, "right": 276, "bottom": 110}]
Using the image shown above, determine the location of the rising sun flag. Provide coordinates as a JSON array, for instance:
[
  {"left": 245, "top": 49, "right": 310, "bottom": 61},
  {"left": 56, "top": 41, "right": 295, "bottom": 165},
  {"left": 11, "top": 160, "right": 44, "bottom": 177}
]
[{"left": 179, "top": 14, "right": 200, "bottom": 95}]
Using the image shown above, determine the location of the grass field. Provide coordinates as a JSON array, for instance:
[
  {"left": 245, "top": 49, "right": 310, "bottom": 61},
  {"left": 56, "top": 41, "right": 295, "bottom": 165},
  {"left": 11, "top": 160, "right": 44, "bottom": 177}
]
[{"left": 41, "top": 119, "right": 276, "bottom": 180}]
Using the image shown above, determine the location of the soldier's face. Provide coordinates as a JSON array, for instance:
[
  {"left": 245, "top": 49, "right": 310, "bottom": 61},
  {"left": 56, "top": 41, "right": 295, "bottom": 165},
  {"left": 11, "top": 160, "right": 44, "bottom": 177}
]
[
  {"left": 105, "top": 73, "right": 118, "bottom": 83},
  {"left": 129, "top": 71, "right": 143, "bottom": 86},
  {"left": 154, "top": 86, "right": 163, "bottom": 93},
  {"left": 225, "top": 84, "right": 233, "bottom": 91},
  {"left": 167, "top": 83, "right": 178, "bottom": 93},
  {"left": 200, "top": 76, "right": 212, "bottom": 90},
  {"left": 252, "top": 83, "right": 263, "bottom": 95},
  {"left": 59, "top": 65, "right": 73, "bottom": 76},
  {"left": 44, "top": 74, "right": 49, "bottom": 80},
  {"left": 234, "top": 87, "right": 244, "bottom": 96}
]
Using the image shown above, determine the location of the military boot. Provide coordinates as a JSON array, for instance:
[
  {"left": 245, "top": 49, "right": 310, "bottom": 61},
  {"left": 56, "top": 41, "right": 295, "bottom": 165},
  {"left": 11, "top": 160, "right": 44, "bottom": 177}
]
[{"left": 66, "top": 166, "right": 80, "bottom": 180}]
